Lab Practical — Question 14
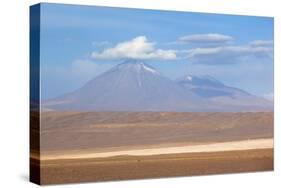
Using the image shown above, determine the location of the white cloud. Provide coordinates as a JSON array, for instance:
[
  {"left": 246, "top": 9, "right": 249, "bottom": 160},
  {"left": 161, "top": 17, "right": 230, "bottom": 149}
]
[
  {"left": 178, "top": 33, "right": 233, "bottom": 45},
  {"left": 91, "top": 36, "right": 177, "bottom": 60},
  {"left": 250, "top": 40, "right": 273, "bottom": 47},
  {"left": 187, "top": 46, "right": 272, "bottom": 58},
  {"left": 185, "top": 44, "right": 273, "bottom": 64}
]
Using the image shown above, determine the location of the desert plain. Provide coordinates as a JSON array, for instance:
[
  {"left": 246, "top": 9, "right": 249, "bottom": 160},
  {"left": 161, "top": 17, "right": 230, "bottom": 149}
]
[{"left": 30, "top": 111, "right": 273, "bottom": 184}]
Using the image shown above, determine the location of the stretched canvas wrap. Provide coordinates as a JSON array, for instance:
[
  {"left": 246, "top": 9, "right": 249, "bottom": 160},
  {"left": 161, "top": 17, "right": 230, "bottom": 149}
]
[{"left": 30, "top": 3, "right": 274, "bottom": 185}]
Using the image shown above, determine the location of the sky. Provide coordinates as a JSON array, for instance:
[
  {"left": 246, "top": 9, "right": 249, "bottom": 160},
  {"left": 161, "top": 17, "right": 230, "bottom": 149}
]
[{"left": 39, "top": 3, "right": 274, "bottom": 100}]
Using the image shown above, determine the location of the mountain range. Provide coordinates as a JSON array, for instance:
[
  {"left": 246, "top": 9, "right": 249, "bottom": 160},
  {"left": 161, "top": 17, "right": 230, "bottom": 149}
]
[{"left": 43, "top": 60, "right": 273, "bottom": 112}]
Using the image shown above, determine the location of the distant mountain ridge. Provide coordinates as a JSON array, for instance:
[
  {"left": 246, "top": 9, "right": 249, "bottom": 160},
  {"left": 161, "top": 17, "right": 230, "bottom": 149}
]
[
  {"left": 43, "top": 60, "right": 273, "bottom": 112},
  {"left": 176, "top": 74, "right": 251, "bottom": 98}
]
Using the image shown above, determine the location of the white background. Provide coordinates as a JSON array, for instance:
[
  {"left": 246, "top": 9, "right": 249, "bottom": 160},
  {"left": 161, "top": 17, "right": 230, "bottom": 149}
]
[{"left": 0, "top": 0, "right": 280, "bottom": 187}]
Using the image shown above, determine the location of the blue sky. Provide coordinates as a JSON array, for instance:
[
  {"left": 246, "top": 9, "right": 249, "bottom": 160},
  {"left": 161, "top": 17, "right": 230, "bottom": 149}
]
[{"left": 40, "top": 3, "right": 274, "bottom": 100}]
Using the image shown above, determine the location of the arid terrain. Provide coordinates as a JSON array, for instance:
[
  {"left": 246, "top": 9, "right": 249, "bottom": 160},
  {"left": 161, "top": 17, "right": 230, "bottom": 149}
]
[
  {"left": 36, "top": 148, "right": 273, "bottom": 184},
  {"left": 31, "top": 111, "right": 273, "bottom": 184}
]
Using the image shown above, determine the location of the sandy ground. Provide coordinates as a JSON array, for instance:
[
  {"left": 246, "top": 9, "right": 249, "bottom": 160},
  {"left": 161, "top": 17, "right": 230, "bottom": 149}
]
[
  {"left": 37, "top": 148, "right": 273, "bottom": 185},
  {"left": 38, "top": 111, "right": 273, "bottom": 152},
  {"left": 36, "top": 138, "right": 273, "bottom": 160},
  {"left": 29, "top": 111, "right": 274, "bottom": 184}
]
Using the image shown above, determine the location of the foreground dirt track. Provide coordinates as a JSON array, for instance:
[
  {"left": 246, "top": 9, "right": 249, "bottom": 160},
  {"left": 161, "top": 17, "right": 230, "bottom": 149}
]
[
  {"left": 36, "top": 138, "right": 272, "bottom": 160},
  {"left": 37, "top": 148, "right": 273, "bottom": 185}
]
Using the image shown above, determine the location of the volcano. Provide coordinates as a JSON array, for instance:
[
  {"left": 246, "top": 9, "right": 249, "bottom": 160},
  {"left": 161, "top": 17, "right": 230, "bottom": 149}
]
[{"left": 43, "top": 60, "right": 273, "bottom": 112}]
